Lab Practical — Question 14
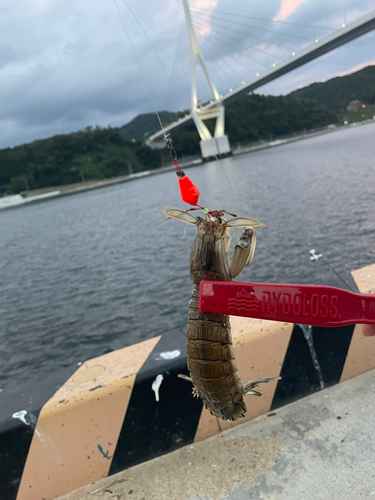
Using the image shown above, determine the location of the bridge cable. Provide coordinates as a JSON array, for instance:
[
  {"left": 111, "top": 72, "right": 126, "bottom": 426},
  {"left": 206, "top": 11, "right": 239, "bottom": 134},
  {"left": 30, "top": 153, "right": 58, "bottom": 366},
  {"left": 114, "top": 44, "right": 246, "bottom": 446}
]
[
  {"left": 113, "top": 0, "right": 252, "bottom": 215},
  {"left": 195, "top": 32, "right": 254, "bottom": 85},
  {"left": 194, "top": 26, "right": 271, "bottom": 72},
  {"left": 190, "top": 8, "right": 336, "bottom": 32},
  {"left": 114, "top": 0, "right": 218, "bottom": 151},
  {"left": 196, "top": 36, "right": 248, "bottom": 89},
  {"left": 194, "top": 12, "right": 295, "bottom": 57},
  {"left": 191, "top": 10, "right": 314, "bottom": 42},
  {"left": 192, "top": 17, "right": 282, "bottom": 67},
  {"left": 191, "top": 11, "right": 299, "bottom": 52},
  {"left": 198, "top": 35, "right": 250, "bottom": 88},
  {"left": 189, "top": 38, "right": 228, "bottom": 92}
]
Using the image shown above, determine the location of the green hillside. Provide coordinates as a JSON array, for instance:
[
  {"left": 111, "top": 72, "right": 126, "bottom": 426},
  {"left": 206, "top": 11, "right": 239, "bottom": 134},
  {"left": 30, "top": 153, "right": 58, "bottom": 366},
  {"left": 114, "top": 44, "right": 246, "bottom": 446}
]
[
  {"left": 117, "top": 111, "right": 179, "bottom": 140},
  {"left": 289, "top": 65, "right": 375, "bottom": 112},
  {"left": 2, "top": 64, "right": 374, "bottom": 195},
  {"left": 0, "top": 98, "right": 337, "bottom": 195},
  {"left": 226, "top": 94, "right": 336, "bottom": 142},
  {"left": 170, "top": 94, "right": 337, "bottom": 155},
  {"left": 0, "top": 127, "right": 161, "bottom": 195}
]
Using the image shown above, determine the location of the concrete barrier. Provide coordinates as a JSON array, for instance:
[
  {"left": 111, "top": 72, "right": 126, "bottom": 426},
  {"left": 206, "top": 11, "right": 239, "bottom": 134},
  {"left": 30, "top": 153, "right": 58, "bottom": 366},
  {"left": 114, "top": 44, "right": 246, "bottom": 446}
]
[
  {"left": 25, "top": 190, "right": 61, "bottom": 203},
  {"left": 0, "top": 195, "right": 25, "bottom": 209},
  {"left": 0, "top": 263, "right": 374, "bottom": 500}
]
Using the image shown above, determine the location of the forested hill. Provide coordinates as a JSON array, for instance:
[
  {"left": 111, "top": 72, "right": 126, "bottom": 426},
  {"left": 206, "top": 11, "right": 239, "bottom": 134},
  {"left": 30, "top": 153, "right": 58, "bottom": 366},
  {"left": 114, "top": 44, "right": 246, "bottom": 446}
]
[
  {"left": 288, "top": 65, "right": 375, "bottom": 112},
  {"left": 117, "top": 111, "right": 179, "bottom": 141},
  {"left": 170, "top": 94, "right": 336, "bottom": 156},
  {"left": 0, "top": 95, "right": 336, "bottom": 194},
  {"left": 0, "top": 127, "right": 161, "bottom": 195},
  {"left": 1, "top": 64, "right": 373, "bottom": 195}
]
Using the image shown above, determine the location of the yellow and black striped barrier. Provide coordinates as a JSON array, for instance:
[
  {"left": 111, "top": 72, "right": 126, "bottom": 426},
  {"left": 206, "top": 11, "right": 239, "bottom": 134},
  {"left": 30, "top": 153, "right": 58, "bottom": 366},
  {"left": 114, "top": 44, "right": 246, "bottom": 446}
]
[{"left": 0, "top": 263, "right": 374, "bottom": 500}]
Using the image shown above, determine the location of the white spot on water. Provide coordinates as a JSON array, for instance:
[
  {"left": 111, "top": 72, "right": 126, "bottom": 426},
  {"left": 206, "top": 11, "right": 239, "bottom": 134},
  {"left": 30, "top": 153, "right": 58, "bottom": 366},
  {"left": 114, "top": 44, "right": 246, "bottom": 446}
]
[
  {"left": 157, "top": 350, "right": 181, "bottom": 360},
  {"left": 151, "top": 374, "right": 164, "bottom": 402}
]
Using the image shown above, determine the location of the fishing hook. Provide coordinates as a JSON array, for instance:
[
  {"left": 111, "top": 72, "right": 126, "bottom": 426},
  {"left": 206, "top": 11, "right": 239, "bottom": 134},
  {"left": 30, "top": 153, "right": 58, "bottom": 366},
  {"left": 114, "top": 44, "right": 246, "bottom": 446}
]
[{"left": 164, "top": 133, "right": 177, "bottom": 161}]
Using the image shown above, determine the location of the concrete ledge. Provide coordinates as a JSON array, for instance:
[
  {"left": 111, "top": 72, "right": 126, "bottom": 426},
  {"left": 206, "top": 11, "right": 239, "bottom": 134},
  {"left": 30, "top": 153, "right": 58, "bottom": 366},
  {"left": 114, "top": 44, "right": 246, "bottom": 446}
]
[
  {"left": 0, "top": 263, "right": 374, "bottom": 500},
  {"left": 56, "top": 368, "right": 375, "bottom": 500}
]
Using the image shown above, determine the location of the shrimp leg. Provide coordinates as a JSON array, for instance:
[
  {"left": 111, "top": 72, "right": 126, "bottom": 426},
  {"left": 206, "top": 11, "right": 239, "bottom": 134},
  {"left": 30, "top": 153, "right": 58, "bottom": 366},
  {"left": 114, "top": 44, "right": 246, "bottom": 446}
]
[{"left": 242, "top": 377, "right": 281, "bottom": 397}]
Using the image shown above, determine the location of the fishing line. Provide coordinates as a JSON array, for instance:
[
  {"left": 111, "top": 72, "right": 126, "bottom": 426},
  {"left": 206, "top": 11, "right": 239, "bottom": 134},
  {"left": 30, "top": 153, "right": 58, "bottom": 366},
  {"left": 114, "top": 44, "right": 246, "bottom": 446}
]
[
  {"left": 305, "top": 239, "right": 355, "bottom": 292},
  {"left": 115, "top": 0, "right": 212, "bottom": 153},
  {"left": 321, "top": 255, "right": 355, "bottom": 292},
  {"left": 120, "top": 0, "right": 190, "bottom": 118},
  {"left": 114, "top": 0, "right": 249, "bottom": 216},
  {"left": 119, "top": 0, "right": 213, "bottom": 147},
  {"left": 163, "top": 21, "right": 188, "bottom": 113},
  {"left": 115, "top": 4, "right": 359, "bottom": 296},
  {"left": 311, "top": 251, "right": 356, "bottom": 292},
  {"left": 113, "top": 0, "right": 164, "bottom": 130},
  {"left": 121, "top": 0, "right": 233, "bottom": 163}
]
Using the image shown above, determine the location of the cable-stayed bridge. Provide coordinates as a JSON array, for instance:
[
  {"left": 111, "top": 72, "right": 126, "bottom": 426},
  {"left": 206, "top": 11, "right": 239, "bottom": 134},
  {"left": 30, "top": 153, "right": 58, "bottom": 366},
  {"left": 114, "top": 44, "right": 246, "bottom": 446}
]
[{"left": 147, "top": 3, "right": 375, "bottom": 159}]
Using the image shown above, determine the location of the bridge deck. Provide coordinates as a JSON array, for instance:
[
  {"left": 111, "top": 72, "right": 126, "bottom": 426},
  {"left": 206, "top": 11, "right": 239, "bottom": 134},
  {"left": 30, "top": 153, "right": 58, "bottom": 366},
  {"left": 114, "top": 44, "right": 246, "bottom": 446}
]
[{"left": 148, "top": 9, "right": 375, "bottom": 146}]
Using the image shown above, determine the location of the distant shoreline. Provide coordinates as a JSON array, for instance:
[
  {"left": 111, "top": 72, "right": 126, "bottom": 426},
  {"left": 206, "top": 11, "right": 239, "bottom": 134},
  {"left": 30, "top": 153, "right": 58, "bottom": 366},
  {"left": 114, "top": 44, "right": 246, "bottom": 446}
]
[{"left": 1, "top": 119, "right": 374, "bottom": 211}]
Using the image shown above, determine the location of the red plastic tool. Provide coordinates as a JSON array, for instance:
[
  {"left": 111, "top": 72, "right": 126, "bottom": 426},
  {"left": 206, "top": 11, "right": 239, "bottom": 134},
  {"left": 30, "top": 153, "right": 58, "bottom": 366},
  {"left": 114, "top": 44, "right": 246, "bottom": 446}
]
[{"left": 198, "top": 281, "right": 375, "bottom": 327}]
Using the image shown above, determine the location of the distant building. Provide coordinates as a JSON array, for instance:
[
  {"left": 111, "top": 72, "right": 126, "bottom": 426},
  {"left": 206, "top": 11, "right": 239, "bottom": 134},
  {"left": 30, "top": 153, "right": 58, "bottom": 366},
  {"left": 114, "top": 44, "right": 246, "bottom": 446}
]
[{"left": 346, "top": 100, "right": 362, "bottom": 112}]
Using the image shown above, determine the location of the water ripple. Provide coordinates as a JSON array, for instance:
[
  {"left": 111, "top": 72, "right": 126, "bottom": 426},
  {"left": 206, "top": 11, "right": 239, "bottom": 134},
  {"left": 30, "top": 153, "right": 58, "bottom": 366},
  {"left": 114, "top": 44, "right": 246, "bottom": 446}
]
[{"left": 0, "top": 123, "right": 374, "bottom": 389}]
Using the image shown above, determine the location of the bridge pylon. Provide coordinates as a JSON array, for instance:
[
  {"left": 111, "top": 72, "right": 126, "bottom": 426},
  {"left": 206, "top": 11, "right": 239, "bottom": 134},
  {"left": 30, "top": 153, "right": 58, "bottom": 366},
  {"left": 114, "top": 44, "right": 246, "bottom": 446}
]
[{"left": 182, "top": 0, "right": 231, "bottom": 160}]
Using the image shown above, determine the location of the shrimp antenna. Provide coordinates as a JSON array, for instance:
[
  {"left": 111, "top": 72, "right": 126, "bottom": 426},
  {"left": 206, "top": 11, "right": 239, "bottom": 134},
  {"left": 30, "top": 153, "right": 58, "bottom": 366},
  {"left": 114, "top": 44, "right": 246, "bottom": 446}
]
[{"left": 148, "top": 217, "right": 171, "bottom": 239}]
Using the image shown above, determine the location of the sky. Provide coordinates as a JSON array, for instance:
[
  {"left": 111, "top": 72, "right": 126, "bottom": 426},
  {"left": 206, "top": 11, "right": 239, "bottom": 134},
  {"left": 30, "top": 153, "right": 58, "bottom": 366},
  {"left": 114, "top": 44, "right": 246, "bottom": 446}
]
[{"left": 0, "top": 0, "right": 374, "bottom": 149}]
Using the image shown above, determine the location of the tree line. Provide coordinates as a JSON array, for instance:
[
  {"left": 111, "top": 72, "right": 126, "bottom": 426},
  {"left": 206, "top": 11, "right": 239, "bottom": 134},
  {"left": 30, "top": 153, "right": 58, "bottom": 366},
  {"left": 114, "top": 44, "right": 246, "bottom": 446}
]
[
  {"left": 0, "top": 95, "right": 337, "bottom": 195},
  {"left": 0, "top": 126, "right": 161, "bottom": 195}
]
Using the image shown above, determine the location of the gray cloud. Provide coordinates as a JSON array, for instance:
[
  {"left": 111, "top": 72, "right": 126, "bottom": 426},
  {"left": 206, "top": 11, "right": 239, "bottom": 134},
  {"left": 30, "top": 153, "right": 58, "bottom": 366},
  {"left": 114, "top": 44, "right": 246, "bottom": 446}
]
[{"left": 0, "top": 0, "right": 374, "bottom": 148}]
